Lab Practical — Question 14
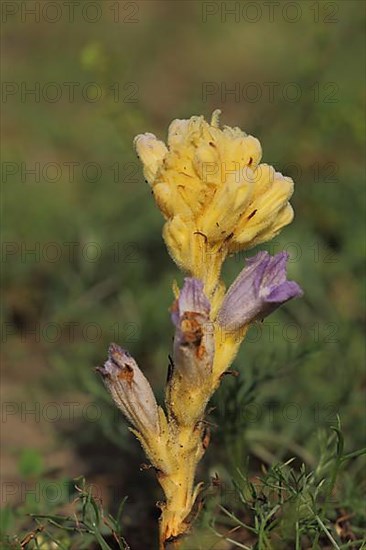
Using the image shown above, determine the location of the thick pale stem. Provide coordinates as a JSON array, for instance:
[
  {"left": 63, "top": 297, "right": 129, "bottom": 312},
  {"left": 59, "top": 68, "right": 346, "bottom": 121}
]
[{"left": 158, "top": 425, "right": 204, "bottom": 547}]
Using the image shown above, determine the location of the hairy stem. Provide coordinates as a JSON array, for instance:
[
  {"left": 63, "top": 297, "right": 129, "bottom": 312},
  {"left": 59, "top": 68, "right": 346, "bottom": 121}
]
[{"left": 158, "top": 422, "right": 205, "bottom": 547}]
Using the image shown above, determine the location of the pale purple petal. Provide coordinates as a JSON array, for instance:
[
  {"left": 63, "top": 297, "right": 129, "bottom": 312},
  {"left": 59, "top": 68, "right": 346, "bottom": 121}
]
[
  {"left": 171, "top": 278, "right": 210, "bottom": 327},
  {"left": 246, "top": 250, "right": 269, "bottom": 268},
  {"left": 259, "top": 251, "right": 288, "bottom": 290}
]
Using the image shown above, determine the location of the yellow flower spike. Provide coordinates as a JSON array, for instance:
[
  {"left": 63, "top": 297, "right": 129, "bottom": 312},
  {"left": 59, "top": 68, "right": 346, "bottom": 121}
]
[
  {"left": 107, "top": 112, "right": 302, "bottom": 548},
  {"left": 134, "top": 111, "right": 294, "bottom": 296}
]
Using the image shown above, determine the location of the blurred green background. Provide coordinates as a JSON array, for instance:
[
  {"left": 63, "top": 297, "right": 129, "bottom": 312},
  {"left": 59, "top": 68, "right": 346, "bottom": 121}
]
[{"left": 1, "top": 1, "right": 365, "bottom": 548}]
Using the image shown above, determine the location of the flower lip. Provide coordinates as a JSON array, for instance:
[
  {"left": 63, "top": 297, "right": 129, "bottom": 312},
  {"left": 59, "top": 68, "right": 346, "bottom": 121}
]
[
  {"left": 97, "top": 343, "right": 131, "bottom": 377},
  {"left": 217, "top": 250, "right": 303, "bottom": 330},
  {"left": 109, "top": 342, "right": 131, "bottom": 363},
  {"left": 266, "top": 280, "right": 303, "bottom": 303}
]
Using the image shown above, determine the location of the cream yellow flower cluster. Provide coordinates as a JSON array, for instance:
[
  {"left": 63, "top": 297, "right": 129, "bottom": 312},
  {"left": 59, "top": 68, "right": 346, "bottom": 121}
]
[{"left": 134, "top": 110, "right": 294, "bottom": 296}]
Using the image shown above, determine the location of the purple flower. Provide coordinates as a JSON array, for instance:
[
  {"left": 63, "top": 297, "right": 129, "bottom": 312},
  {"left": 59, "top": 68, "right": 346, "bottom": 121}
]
[
  {"left": 171, "top": 278, "right": 214, "bottom": 382},
  {"left": 217, "top": 251, "right": 303, "bottom": 329}
]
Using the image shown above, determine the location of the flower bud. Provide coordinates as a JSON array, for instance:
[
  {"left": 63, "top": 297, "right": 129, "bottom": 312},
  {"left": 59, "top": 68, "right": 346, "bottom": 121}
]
[
  {"left": 171, "top": 278, "right": 214, "bottom": 383},
  {"left": 98, "top": 343, "right": 159, "bottom": 435}
]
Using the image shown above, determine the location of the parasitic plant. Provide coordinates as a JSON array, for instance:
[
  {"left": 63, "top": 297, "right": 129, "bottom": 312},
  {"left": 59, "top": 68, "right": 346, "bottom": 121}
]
[{"left": 97, "top": 111, "right": 303, "bottom": 548}]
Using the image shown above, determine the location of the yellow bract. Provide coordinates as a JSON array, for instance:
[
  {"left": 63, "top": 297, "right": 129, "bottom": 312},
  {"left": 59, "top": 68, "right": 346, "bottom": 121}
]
[{"left": 134, "top": 111, "right": 294, "bottom": 296}]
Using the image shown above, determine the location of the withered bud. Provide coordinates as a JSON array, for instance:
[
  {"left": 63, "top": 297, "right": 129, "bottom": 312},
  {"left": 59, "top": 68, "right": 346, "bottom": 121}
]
[{"left": 98, "top": 343, "right": 159, "bottom": 435}]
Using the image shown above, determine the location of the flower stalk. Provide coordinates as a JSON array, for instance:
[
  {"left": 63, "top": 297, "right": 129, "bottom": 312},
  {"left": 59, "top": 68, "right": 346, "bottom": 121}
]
[{"left": 98, "top": 111, "right": 303, "bottom": 548}]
